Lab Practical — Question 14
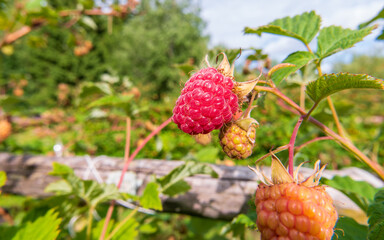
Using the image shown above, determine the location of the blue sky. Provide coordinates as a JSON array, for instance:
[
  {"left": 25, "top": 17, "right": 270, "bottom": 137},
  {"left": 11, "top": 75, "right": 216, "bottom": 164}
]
[{"left": 197, "top": 0, "right": 384, "bottom": 71}]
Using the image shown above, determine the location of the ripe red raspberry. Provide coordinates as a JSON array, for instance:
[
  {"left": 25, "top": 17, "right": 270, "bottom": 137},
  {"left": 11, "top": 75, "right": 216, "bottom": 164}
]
[
  {"left": 219, "top": 118, "right": 258, "bottom": 159},
  {"left": 172, "top": 67, "right": 238, "bottom": 135},
  {"left": 251, "top": 156, "right": 338, "bottom": 240}
]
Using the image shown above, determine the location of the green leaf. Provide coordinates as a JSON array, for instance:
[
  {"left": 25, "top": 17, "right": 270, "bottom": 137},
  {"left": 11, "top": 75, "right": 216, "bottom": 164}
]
[
  {"left": 162, "top": 179, "right": 191, "bottom": 197},
  {"left": 48, "top": 163, "right": 123, "bottom": 206},
  {"left": 87, "top": 182, "right": 122, "bottom": 206},
  {"left": 285, "top": 62, "right": 318, "bottom": 85},
  {"left": 223, "top": 49, "right": 242, "bottom": 64},
  {"left": 368, "top": 190, "right": 384, "bottom": 239},
  {"left": 369, "top": 221, "right": 384, "bottom": 240},
  {"left": 316, "top": 26, "right": 375, "bottom": 60},
  {"left": 332, "top": 216, "right": 368, "bottom": 240},
  {"left": 173, "top": 63, "right": 196, "bottom": 76},
  {"left": 0, "top": 95, "right": 26, "bottom": 113},
  {"left": 49, "top": 162, "right": 74, "bottom": 176},
  {"left": 111, "top": 218, "right": 138, "bottom": 240},
  {"left": 208, "top": 48, "right": 242, "bottom": 65},
  {"left": 0, "top": 171, "right": 6, "bottom": 188},
  {"left": 157, "top": 161, "right": 218, "bottom": 196},
  {"left": 12, "top": 210, "right": 61, "bottom": 240},
  {"left": 0, "top": 195, "right": 27, "bottom": 208},
  {"left": 78, "top": 82, "right": 112, "bottom": 100},
  {"left": 195, "top": 147, "right": 219, "bottom": 163},
  {"left": 0, "top": 226, "right": 18, "bottom": 240},
  {"left": 244, "top": 11, "right": 321, "bottom": 45},
  {"left": 187, "top": 217, "right": 226, "bottom": 239},
  {"left": 44, "top": 179, "right": 72, "bottom": 194},
  {"left": 377, "top": 29, "right": 384, "bottom": 40},
  {"left": 306, "top": 72, "right": 384, "bottom": 103},
  {"left": 81, "top": 16, "right": 97, "bottom": 30},
  {"left": 359, "top": 8, "right": 384, "bottom": 29},
  {"left": 87, "top": 95, "right": 133, "bottom": 109},
  {"left": 25, "top": 0, "right": 42, "bottom": 11},
  {"left": 221, "top": 214, "right": 256, "bottom": 239},
  {"left": 91, "top": 218, "right": 114, "bottom": 240},
  {"left": 322, "top": 176, "right": 377, "bottom": 212},
  {"left": 140, "top": 182, "right": 163, "bottom": 210},
  {"left": 271, "top": 51, "right": 316, "bottom": 85},
  {"left": 246, "top": 48, "right": 268, "bottom": 61}
]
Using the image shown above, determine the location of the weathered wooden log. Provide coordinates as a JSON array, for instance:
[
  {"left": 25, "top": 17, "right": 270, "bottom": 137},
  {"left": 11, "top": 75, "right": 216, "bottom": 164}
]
[{"left": 0, "top": 152, "right": 383, "bottom": 221}]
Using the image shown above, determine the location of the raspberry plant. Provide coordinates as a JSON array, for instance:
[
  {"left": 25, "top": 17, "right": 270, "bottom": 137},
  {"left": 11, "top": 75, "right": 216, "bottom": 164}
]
[
  {"left": 172, "top": 10, "right": 384, "bottom": 239},
  {"left": 1, "top": 3, "right": 384, "bottom": 240}
]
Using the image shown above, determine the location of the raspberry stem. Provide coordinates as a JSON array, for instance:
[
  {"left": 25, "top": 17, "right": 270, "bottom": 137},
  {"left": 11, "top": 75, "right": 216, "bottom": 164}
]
[
  {"left": 306, "top": 43, "right": 346, "bottom": 140},
  {"left": 100, "top": 117, "right": 172, "bottom": 240},
  {"left": 117, "top": 117, "right": 172, "bottom": 189},
  {"left": 242, "top": 89, "right": 258, "bottom": 119},
  {"left": 288, "top": 116, "right": 304, "bottom": 176},
  {"left": 100, "top": 117, "right": 131, "bottom": 240},
  {"left": 254, "top": 85, "right": 384, "bottom": 180},
  {"left": 255, "top": 136, "right": 333, "bottom": 164}
]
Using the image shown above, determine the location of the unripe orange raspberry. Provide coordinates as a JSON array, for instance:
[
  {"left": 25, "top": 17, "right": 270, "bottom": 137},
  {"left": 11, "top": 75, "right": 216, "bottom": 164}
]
[
  {"left": 0, "top": 119, "right": 12, "bottom": 142},
  {"left": 251, "top": 156, "right": 338, "bottom": 240}
]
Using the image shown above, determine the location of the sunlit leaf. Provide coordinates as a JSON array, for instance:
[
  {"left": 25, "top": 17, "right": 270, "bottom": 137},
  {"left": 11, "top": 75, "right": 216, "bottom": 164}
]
[
  {"left": 271, "top": 51, "right": 316, "bottom": 85},
  {"left": 157, "top": 161, "right": 218, "bottom": 196},
  {"left": 195, "top": 147, "right": 219, "bottom": 163},
  {"left": 91, "top": 218, "right": 114, "bottom": 240},
  {"left": 285, "top": 62, "right": 318, "bottom": 85},
  {"left": 332, "top": 216, "right": 368, "bottom": 240},
  {"left": 316, "top": 26, "right": 375, "bottom": 60},
  {"left": 87, "top": 95, "right": 133, "bottom": 109},
  {"left": 25, "top": 0, "right": 42, "bottom": 11},
  {"left": 48, "top": 163, "right": 123, "bottom": 207},
  {"left": 140, "top": 182, "right": 162, "bottom": 210},
  {"left": 359, "top": 8, "right": 384, "bottom": 29},
  {"left": 306, "top": 72, "right": 384, "bottom": 103},
  {"left": 0, "top": 171, "right": 6, "bottom": 188},
  {"left": 322, "top": 176, "right": 377, "bottom": 212},
  {"left": 112, "top": 218, "right": 138, "bottom": 240},
  {"left": 162, "top": 179, "right": 190, "bottom": 197},
  {"left": 0, "top": 195, "right": 26, "bottom": 208},
  {"left": 49, "top": 162, "right": 74, "bottom": 176},
  {"left": 87, "top": 183, "right": 122, "bottom": 206},
  {"left": 359, "top": 7, "right": 384, "bottom": 40},
  {"left": 244, "top": 11, "right": 321, "bottom": 45},
  {"left": 44, "top": 179, "right": 72, "bottom": 194},
  {"left": 12, "top": 210, "right": 61, "bottom": 240},
  {"left": 81, "top": 16, "right": 97, "bottom": 30}
]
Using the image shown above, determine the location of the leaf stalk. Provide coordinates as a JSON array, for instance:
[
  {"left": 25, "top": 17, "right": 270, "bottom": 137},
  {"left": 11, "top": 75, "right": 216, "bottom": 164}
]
[{"left": 254, "top": 85, "right": 384, "bottom": 180}]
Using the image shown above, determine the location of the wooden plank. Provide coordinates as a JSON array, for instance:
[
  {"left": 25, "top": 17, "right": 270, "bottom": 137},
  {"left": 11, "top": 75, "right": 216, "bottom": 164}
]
[
  {"left": 0, "top": 152, "right": 383, "bottom": 221},
  {"left": 0, "top": 153, "right": 258, "bottom": 220}
]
